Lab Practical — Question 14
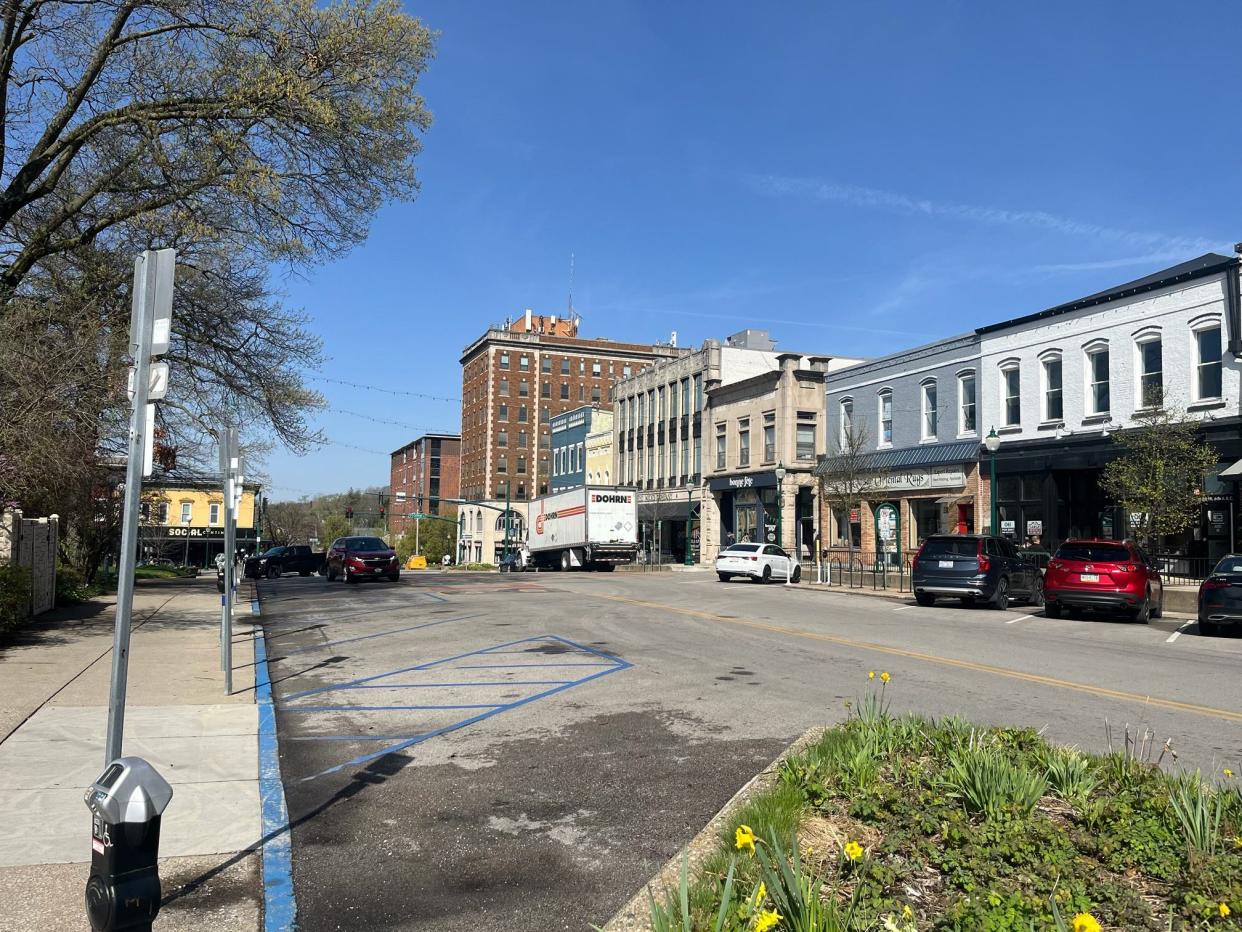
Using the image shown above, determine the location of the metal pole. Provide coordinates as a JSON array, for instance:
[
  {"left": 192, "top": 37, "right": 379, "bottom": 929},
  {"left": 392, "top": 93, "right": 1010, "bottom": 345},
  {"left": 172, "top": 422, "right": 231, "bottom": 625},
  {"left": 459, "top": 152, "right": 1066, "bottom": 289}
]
[
  {"left": 221, "top": 429, "right": 238, "bottom": 696},
  {"left": 415, "top": 516, "right": 420, "bottom": 555},
  {"left": 684, "top": 489, "right": 694, "bottom": 566},
  {"left": 503, "top": 483, "right": 510, "bottom": 561},
  {"left": 989, "top": 450, "right": 998, "bottom": 535},
  {"left": 104, "top": 254, "right": 158, "bottom": 765}
]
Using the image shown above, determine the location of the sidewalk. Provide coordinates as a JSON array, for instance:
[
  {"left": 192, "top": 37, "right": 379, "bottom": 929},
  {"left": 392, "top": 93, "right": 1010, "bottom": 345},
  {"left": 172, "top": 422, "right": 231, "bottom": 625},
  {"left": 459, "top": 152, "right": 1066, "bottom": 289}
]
[{"left": 0, "top": 576, "right": 264, "bottom": 932}]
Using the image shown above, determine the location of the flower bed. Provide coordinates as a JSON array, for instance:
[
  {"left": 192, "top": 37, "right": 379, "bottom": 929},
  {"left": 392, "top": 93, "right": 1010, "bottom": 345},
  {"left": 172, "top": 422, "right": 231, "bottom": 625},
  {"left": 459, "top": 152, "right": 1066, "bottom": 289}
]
[{"left": 646, "top": 676, "right": 1241, "bottom": 931}]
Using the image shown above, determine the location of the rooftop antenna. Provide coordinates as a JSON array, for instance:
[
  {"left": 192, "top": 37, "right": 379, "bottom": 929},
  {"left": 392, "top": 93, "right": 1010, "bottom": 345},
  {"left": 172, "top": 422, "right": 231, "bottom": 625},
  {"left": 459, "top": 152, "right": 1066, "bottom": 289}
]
[{"left": 568, "top": 252, "right": 582, "bottom": 332}]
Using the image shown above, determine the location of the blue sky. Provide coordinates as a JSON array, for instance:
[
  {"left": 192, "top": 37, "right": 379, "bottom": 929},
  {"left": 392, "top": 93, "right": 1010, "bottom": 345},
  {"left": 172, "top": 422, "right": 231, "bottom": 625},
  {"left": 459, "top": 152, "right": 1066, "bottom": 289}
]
[{"left": 263, "top": 0, "right": 1241, "bottom": 499}]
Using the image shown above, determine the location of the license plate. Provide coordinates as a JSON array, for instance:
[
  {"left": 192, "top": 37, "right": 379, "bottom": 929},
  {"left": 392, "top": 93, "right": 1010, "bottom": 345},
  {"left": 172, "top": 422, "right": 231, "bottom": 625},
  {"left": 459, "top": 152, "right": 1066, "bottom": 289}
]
[
  {"left": 938, "top": 560, "right": 953, "bottom": 568},
  {"left": 1080, "top": 573, "right": 1099, "bottom": 583}
]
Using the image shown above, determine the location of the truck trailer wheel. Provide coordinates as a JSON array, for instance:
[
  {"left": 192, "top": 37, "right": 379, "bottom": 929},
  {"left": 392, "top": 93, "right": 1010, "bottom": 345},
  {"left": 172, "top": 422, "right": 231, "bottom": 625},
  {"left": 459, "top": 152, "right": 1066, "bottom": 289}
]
[
  {"left": 599, "top": 563, "right": 615, "bottom": 572},
  {"left": 560, "top": 550, "right": 571, "bottom": 572}
]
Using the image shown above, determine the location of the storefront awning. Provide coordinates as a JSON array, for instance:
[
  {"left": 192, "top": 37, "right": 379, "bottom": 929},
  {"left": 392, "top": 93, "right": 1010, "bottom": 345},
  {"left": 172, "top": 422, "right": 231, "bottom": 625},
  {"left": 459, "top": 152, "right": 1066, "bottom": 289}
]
[
  {"left": 638, "top": 501, "right": 700, "bottom": 521},
  {"left": 1219, "top": 459, "right": 1242, "bottom": 481},
  {"left": 816, "top": 439, "right": 980, "bottom": 476}
]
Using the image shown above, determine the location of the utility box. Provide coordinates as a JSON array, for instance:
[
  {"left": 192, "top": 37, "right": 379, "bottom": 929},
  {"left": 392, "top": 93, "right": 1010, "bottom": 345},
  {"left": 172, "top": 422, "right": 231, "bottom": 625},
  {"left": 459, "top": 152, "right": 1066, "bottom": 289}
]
[{"left": 84, "top": 757, "right": 174, "bottom": 931}]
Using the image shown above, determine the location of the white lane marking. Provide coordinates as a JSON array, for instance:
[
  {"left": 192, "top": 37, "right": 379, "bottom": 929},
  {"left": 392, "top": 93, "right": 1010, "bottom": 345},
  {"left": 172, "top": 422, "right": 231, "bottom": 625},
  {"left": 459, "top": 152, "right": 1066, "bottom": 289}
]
[
  {"left": 1006, "top": 614, "right": 1034, "bottom": 624},
  {"left": 1166, "top": 621, "right": 1193, "bottom": 643},
  {"left": 893, "top": 606, "right": 915, "bottom": 611}
]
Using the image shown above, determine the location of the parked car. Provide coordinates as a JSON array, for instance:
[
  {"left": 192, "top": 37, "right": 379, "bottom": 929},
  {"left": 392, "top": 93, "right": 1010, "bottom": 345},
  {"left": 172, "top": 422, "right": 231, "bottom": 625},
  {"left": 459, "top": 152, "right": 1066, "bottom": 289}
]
[
  {"left": 715, "top": 543, "right": 800, "bottom": 583},
  {"left": 1043, "top": 539, "right": 1163, "bottom": 622},
  {"left": 911, "top": 534, "right": 1042, "bottom": 609},
  {"left": 244, "top": 545, "right": 325, "bottom": 579},
  {"left": 325, "top": 536, "right": 400, "bottom": 583},
  {"left": 1197, "top": 553, "right": 1242, "bottom": 636}
]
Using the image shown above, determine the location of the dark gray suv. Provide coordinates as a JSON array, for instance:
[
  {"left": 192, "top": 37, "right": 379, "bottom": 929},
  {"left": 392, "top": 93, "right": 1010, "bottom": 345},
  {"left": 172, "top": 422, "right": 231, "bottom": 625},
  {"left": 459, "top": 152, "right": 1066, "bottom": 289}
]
[{"left": 911, "top": 534, "right": 1042, "bottom": 610}]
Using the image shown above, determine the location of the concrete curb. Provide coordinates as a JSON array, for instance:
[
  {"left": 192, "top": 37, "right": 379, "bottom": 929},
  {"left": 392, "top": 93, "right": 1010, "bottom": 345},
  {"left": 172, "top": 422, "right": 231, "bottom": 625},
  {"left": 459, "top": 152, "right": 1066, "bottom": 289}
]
[
  {"left": 601, "top": 725, "right": 827, "bottom": 932},
  {"left": 251, "top": 589, "right": 296, "bottom": 932}
]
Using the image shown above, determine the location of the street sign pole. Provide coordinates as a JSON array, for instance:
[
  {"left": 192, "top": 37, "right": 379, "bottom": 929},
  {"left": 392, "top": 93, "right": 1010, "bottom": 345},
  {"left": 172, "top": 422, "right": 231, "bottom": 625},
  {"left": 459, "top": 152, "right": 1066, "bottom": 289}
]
[{"left": 105, "top": 250, "right": 175, "bottom": 765}]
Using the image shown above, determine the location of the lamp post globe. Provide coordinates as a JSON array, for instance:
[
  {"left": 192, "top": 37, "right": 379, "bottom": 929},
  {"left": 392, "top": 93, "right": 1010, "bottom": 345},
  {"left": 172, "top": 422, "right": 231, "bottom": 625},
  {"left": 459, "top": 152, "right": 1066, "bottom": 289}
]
[{"left": 983, "top": 427, "right": 1001, "bottom": 534}]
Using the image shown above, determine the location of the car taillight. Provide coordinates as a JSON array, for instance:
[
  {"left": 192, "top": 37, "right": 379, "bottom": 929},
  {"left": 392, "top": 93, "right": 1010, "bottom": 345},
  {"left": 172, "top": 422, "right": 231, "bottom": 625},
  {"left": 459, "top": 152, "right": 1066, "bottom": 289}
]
[
  {"left": 1202, "top": 578, "right": 1230, "bottom": 590},
  {"left": 1047, "top": 560, "right": 1061, "bottom": 572},
  {"left": 748, "top": 556, "right": 758, "bottom": 561},
  {"left": 911, "top": 545, "right": 924, "bottom": 572},
  {"left": 976, "top": 540, "right": 989, "bottom": 573},
  {"left": 1118, "top": 564, "right": 1137, "bottom": 574}
]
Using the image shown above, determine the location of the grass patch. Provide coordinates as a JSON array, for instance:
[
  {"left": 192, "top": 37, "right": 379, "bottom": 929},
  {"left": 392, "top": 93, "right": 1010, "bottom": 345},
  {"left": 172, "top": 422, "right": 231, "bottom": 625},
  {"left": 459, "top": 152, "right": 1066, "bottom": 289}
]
[
  {"left": 133, "top": 564, "right": 198, "bottom": 579},
  {"left": 648, "top": 676, "right": 1242, "bottom": 930}
]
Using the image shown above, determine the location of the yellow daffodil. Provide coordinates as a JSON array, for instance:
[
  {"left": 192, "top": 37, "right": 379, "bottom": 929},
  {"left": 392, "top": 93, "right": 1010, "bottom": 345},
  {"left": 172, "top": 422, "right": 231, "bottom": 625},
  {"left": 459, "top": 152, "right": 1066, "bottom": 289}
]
[
  {"left": 1071, "top": 913, "right": 1101, "bottom": 932},
  {"left": 751, "top": 881, "right": 766, "bottom": 908},
  {"left": 735, "top": 824, "right": 756, "bottom": 854},
  {"left": 1225, "top": 768, "right": 1235, "bottom": 778},
  {"left": 1220, "top": 902, "right": 1232, "bottom": 918},
  {"left": 1234, "top": 835, "right": 1242, "bottom": 849},
  {"left": 880, "top": 671, "right": 890, "bottom": 683},
  {"left": 843, "top": 840, "right": 864, "bottom": 861},
  {"left": 868, "top": 670, "right": 876, "bottom": 679},
  {"left": 902, "top": 904, "right": 914, "bottom": 919},
  {"left": 753, "top": 908, "right": 782, "bottom": 932}
]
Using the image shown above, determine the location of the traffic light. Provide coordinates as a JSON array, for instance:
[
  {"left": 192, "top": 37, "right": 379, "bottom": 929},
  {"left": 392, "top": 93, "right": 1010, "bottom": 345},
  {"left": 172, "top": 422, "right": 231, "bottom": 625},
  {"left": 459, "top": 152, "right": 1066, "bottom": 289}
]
[
  {"left": 345, "top": 506, "right": 353, "bottom": 519},
  {"left": 379, "top": 505, "right": 386, "bottom": 519}
]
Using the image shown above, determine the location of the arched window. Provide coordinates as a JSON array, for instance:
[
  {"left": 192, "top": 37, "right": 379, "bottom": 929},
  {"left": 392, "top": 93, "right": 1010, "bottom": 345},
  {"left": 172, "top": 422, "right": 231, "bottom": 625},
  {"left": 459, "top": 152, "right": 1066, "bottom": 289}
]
[
  {"left": 877, "top": 389, "right": 893, "bottom": 447},
  {"left": 920, "top": 379, "right": 937, "bottom": 441}
]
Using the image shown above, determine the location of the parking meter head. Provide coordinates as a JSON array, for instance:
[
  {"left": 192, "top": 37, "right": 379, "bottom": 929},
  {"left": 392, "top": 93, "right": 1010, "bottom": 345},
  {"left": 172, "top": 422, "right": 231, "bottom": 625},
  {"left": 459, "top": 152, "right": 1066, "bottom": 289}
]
[{"left": 83, "top": 757, "right": 173, "bottom": 931}]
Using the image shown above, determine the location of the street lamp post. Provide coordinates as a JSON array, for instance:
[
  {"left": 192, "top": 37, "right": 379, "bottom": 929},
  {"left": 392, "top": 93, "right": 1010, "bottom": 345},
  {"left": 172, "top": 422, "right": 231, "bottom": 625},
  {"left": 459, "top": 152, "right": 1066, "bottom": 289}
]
[
  {"left": 984, "top": 427, "right": 1001, "bottom": 535},
  {"left": 775, "top": 461, "right": 791, "bottom": 586}
]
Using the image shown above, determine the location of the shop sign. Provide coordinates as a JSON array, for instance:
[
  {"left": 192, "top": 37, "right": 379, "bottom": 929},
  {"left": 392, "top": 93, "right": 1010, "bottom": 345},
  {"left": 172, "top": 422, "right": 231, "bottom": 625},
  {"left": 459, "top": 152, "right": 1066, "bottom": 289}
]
[
  {"left": 872, "top": 466, "right": 965, "bottom": 492},
  {"left": 1000, "top": 520, "right": 1016, "bottom": 535},
  {"left": 638, "top": 489, "right": 697, "bottom": 504},
  {"left": 1025, "top": 520, "right": 1043, "bottom": 537},
  {"left": 876, "top": 503, "right": 898, "bottom": 547},
  {"left": 1209, "top": 510, "right": 1228, "bottom": 534},
  {"left": 167, "top": 526, "right": 219, "bottom": 539},
  {"left": 708, "top": 471, "right": 778, "bottom": 492}
]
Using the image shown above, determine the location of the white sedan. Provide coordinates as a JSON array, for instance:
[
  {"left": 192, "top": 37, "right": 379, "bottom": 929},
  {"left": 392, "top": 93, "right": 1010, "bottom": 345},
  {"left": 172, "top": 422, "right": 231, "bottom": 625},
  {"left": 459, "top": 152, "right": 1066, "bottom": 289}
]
[{"left": 715, "top": 543, "right": 800, "bottom": 583}]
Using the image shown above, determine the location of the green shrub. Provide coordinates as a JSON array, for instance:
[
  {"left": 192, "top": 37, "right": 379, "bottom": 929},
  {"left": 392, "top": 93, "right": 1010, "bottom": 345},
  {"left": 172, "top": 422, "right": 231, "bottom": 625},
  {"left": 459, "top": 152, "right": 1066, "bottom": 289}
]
[
  {"left": 55, "top": 564, "right": 90, "bottom": 605},
  {"left": 0, "top": 564, "right": 32, "bottom": 634},
  {"left": 942, "top": 743, "right": 1048, "bottom": 820},
  {"left": 1169, "top": 773, "right": 1223, "bottom": 857},
  {"left": 1043, "top": 747, "right": 1100, "bottom": 805}
]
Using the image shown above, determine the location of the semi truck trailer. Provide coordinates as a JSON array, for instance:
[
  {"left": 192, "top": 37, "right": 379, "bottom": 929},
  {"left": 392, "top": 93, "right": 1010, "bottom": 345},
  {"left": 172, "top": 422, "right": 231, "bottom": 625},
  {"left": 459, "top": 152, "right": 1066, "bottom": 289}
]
[{"left": 524, "top": 486, "right": 638, "bottom": 571}]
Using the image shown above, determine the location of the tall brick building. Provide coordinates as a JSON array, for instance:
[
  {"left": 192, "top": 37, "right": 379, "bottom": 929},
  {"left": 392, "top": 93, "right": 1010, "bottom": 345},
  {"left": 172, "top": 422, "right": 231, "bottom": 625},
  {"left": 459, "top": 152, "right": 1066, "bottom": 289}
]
[
  {"left": 389, "top": 432, "right": 461, "bottom": 536},
  {"left": 460, "top": 311, "right": 688, "bottom": 501}
]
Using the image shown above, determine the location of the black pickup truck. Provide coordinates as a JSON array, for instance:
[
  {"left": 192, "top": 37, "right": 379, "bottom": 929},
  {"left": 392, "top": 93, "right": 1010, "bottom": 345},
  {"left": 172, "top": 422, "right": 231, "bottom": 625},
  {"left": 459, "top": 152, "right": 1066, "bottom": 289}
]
[{"left": 244, "top": 545, "right": 325, "bottom": 579}]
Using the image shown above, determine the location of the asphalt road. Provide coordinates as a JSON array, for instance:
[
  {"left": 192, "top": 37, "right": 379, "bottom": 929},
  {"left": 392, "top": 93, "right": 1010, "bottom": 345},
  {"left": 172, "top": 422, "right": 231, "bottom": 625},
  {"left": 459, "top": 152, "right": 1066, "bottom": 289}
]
[{"left": 259, "top": 569, "right": 1242, "bottom": 931}]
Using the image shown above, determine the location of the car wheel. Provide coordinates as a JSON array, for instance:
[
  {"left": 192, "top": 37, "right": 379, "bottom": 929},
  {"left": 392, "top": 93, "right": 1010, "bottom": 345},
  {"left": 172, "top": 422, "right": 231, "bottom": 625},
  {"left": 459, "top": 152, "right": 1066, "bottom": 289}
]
[
  {"left": 387, "top": 573, "right": 400, "bottom": 582},
  {"left": 990, "top": 577, "right": 1009, "bottom": 611},
  {"left": 718, "top": 572, "right": 730, "bottom": 582},
  {"left": 1199, "top": 618, "right": 1218, "bottom": 637},
  {"left": 791, "top": 565, "right": 801, "bottom": 583},
  {"left": 327, "top": 566, "right": 337, "bottom": 581},
  {"left": 915, "top": 593, "right": 936, "bottom": 607},
  {"left": 266, "top": 565, "right": 280, "bottom": 579},
  {"left": 344, "top": 567, "right": 357, "bottom": 584},
  {"left": 1131, "top": 594, "right": 1151, "bottom": 624},
  {"left": 1044, "top": 602, "right": 1062, "bottom": 619},
  {"left": 760, "top": 565, "right": 772, "bottom": 584},
  {"left": 1027, "top": 579, "right": 1045, "bottom": 607},
  {"left": 299, "top": 570, "right": 311, "bottom": 577},
  {"left": 1151, "top": 592, "right": 1163, "bottom": 619}
]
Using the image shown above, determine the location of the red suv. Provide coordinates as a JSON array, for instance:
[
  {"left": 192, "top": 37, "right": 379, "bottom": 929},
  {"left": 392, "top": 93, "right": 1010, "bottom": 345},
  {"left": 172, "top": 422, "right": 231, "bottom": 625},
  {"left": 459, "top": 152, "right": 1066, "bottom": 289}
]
[{"left": 1043, "top": 539, "right": 1163, "bottom": 622}]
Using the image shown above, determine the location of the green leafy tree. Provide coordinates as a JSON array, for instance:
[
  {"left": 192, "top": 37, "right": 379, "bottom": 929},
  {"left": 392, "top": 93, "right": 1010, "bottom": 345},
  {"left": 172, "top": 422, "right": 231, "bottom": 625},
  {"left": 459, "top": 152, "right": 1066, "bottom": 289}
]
[
  {"left": 1100, "top": 402, "right": 1218, "bottom": 550},
  {"left": 817, "top": 423, "right": 877, "bottom": 564},
  {"left": 317, "top": 513, "right": 352, "bottom": 547}
]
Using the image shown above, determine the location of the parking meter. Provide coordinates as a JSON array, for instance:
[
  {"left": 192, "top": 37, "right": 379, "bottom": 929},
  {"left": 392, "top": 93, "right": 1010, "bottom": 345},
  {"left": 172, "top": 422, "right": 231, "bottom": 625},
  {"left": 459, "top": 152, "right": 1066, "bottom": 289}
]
[{"left": 84, "top": 757, "right": 174, "bottom": 931}]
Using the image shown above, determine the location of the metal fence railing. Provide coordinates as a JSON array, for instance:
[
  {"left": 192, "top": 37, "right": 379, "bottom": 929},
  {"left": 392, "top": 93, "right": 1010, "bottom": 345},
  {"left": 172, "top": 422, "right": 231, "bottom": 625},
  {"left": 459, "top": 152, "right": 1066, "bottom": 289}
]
[{"left": 1150, "top": 554, "right": 1213, "bottom": 586}]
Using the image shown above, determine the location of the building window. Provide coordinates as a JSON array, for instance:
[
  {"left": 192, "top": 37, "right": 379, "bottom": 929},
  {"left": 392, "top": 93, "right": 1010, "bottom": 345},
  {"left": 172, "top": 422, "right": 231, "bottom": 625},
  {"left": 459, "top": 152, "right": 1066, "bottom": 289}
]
[
  {"left": 180, "top": 502, "right": 192, "bottom": 525},
  {"left": 681, "top": 436, "right": 689, "bottom": 477},
  {"left": 958, "top": 374, "right": 976, "bottom": 435},
  {"left": 541, "top": 356, "right": 551, "bottom": 373},
  {"left": 591, "top": 385, "right": 601, "bottom": 403},
  {"left": 209, "top": 502, "right": 220, "bottom": 526},
  {"left": 519, "top": 356, "right": 529, "bottom": 372},
  {"left": 668, "top": 383, "right": 678, "bottom": 419},
  {"left": 541, "top": 381, "right": 550, "bottom": 398},
  {"left": 763, "top": 417, "right": 776, "bottom": 463},
  {"left": 796, "top": 419, "right": 816, "bottom": 461},
  {"left": 498, "top": 403, "right": 508, "bottom": 421},
  {"left": 518, "top": 430, "right": 527, "bottom": 449},
  {"left": 516, "top": 457, "right": 526, "bottom": 474},
  {"left": 715, "top": 424, "right": 727, "bottom": 469},
  {"left": 920, "top": 380, "right": 937, "bottom": 440},
  {"left": 738, "top": 420, "right": 750, "bottom": 466},
  {"left": 693, "top": 435, "right": 701, "bottom": 476},
  {"left": 498, "top": 430, "right": 508, "bottom": 448},
  {"left": 637, "top": 447, "right": 644, "bottom": 484},
  {"left": 878, "top": 390, "right": 893, "bottom": 446},
  {"left": 560, "top": 358, "right": 570, "bottom": 375},
  {"left": 498, "top": 353, "right": 510, "bottom": 370},
  {"left": 657, "top": 386, "right": 665, "bottom": 421},
  {"left": 693, "top": 373, "right": 702, "bottom": 412},
  {"left": 1002, "top": 364, "right": 1021, "bottom": 426},
  {"left": 839, "top": 398, "right": 854, "bottom": 446},
  {"left": 1137, "top": 336, "right": 1162, "bottom": 408},
  {"left": 560, "top": 383, "right": 569, "bottom": 400},
  {"left": 681, "top": 379, "right": 690, "bottom": 415},
  {"left": 578, "top": 385, "right": 585, "bottom": 402},
  {"left": 1039, "top": 356, "right": 1062, "bottom": 422},
  {"left": 1086, "top": 344, "right": 1110, "bottom": 415},
  {"left": 499, "top": 378, "right": 509, "bottom": 396},
  {"left": 591, "top": 361, "right": 601, "bottom": 377},
  {"left": 518, "top": 405, "right": 527, "bottom": 423},
  {"left": 518, "top": 381, "right": 528, "bottom": 398},
  {"left": 1196, "top": 324, "right": 1223, "bottom": 400}
]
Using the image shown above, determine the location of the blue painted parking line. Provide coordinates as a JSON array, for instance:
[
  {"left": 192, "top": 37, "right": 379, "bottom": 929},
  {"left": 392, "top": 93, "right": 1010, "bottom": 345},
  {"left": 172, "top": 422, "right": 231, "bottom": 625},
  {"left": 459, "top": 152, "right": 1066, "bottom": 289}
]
[{"left": 276, "top": 634, "right": 631, "bottom": 780}]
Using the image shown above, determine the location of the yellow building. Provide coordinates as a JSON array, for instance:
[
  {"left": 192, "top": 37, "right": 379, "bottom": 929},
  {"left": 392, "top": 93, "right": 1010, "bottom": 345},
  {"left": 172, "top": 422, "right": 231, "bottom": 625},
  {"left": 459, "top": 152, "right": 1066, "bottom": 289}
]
[
  {"left": 141, "top": 478, "right": 262, "bottom": 567},
  {"left": 584, "top": 410, "right": 614, "bottom": 485}
]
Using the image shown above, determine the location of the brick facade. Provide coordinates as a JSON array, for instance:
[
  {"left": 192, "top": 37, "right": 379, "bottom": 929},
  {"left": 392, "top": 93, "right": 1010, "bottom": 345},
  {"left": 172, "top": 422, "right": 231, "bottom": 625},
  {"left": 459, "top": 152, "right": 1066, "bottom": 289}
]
[
  {"left": 389, "top": 433, "right": 461, "bottom": 537},
  {"left": 459, "top": 314, "right": 688, "bottom": 502}
]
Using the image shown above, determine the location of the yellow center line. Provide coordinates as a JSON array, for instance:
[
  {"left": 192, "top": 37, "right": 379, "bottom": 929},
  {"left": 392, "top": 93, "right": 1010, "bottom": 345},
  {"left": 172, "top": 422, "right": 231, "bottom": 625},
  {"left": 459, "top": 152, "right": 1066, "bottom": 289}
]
[{"left": 595, "top": 593, "right": 1242, "bottom": 724}]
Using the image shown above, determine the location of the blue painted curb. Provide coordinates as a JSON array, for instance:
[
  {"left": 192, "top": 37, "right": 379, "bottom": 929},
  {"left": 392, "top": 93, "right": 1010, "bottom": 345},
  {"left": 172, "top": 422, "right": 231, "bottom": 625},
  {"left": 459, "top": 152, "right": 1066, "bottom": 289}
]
[{"left": 254, "top": 604, "right": 297, "bottom": 932}]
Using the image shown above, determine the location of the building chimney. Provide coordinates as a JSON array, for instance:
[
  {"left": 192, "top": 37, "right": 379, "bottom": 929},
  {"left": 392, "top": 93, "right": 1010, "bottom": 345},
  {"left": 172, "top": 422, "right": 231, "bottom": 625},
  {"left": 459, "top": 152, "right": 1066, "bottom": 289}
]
[{"left": 524, "top": 308, "right": 533, "bottom": 330}]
